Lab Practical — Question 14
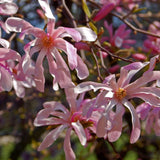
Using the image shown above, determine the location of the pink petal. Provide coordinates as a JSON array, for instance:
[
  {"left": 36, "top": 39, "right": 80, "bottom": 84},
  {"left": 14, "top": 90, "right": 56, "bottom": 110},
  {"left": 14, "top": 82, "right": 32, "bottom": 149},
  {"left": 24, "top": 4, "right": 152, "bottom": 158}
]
[
  {"left": 126, "top": 71, "right": 160, "bottom": 92},
  {"left": 72, "top": 121, "right": 87, "bottom": 146},
  {"left": 54, "top": 38, "right": 78, "bottom": 70},
  {"left": 108, "top": 104, "right": 124, "bottom": 142},
  {"left": 75, "top": 55, "right": 89, "bottom": 79},
  {"left": 38, "top": 0, "right": 55, "bottom": 19},
  {"left": 136, "top": 103, "right": 151, "bottom": 120},
  {"left": 47, "top": 19, "right": 56, "bottom": 36},
  {"left": 0, "top": 67, "right": 12, "bottom": 91},
  {"left": 74, "top": 81, "right": 111, "bottom": 94},
  {"left": 0, "top": 38, "right": 10, "bottom": 48},
  {"left": 123, "top": 99, "right": 140, "bottom": 143},
  {"left": 129, "top": 92, "right": 160, "bottom": 107},
  {"left": 64, "top": 128, "right": 76, "bottom": 160},
  {"left": 0, "top": 2, "right": 18, "bottom": 15},
  {"left": 93, "top": 3, "right": 115, "bottom": 21},
  {"left": 104, "top": 21, "right": 113, "bottom": 39},
  {"left": 0, "top": 48, "right": 21, "bottom": 61},
  {"left": 63, "top": 27, "right": 81, "bottom": 42},
  {"left": 75, "top": 27, "right": 97, "bottom": 42},
  {"left": 38, "top": 125, "right": 66, "bottom": 151},
  {"left": 34, "top": 106, "right": 65, "bottom": 126},
  {"left": 47, "top": 49, "right": 74, "bottom": 89},
  {"left": 43, "top": 101, "right": 69, "bottom": 114},
  {"left": 13, "top": 79, "right": 25, "bottom": 98},
  {"left": 6, "top": 17, "right": 32, "bottom": 32},
  {"left": 96, "top": 115, "right": 107, "bottom": 137},
  {"left": 34, "top": 48, "right": 46, "bottom": 92}
]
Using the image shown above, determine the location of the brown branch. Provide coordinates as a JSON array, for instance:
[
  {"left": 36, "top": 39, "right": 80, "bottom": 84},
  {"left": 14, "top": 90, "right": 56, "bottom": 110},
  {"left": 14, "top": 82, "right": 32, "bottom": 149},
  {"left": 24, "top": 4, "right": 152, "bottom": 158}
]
[
  {"left": 113, "top": 13, "right": 160, "bottom": 39},
  {"left": 95, "top": 44, "right": 134, "bottom": 63},
  {"left": 61, "top": 0, "right": 77, "bottom": 27},
  {"left": 91, "top": 48, "right": 103, "bottom": 81},
  {"left": 107, "top": 140, "right": 123, "bottom": 160}
]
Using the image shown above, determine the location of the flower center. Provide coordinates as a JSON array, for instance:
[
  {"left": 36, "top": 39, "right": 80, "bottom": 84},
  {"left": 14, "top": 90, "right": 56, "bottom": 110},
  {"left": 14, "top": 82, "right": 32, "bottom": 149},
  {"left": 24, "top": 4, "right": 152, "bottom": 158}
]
[
  {"left": 115, "top": 88, "right": 126, "bottom": 100},
  {"left": 71, "top": 112, "right": 93, "bottom": 128},
  {"left": 42, "top": 33, "right": 54, "bottom": 48}
]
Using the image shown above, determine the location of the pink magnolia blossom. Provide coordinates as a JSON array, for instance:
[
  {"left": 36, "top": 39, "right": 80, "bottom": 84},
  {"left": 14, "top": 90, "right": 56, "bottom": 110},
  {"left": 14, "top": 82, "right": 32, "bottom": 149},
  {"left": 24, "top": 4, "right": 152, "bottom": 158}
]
[
  {"left": 101, "top": 21, "right": 136, "bottom": 49},
  {"left": 0, "top": 48, "right": 21, "bottom": 92},
  {"left": 143, "top": 21, "right": 160, "bottom": 55},
  {"left": 6, "top": 1, "right": 96, "bottom": 92},
  {"left": 137, "top": 103, "right": 160, "bottom": 136},
  {"left": 74, "top": 57, "right": 160, "bottom": 143},
  {"left": 34, "top": 88, "right": 99, "bottom": 160},
  {"left": 0, "top": 35, "right": 35, "bottom": 97}
]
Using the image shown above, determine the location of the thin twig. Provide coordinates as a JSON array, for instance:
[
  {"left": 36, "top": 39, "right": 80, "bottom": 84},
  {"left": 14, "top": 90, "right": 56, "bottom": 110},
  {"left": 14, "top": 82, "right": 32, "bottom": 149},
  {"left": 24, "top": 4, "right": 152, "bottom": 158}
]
[
  {"left": 8, "top": 33, "right": 16, "bottom": 43},
  {"left": 95, "top": 44, "right": 134, "bottom": 63},
  {"left": 107, "top": 140, "right": 123, "bottom": 160},
  {"left": 61, "top": 0, "right": 77, "bottom": 27},
  {"left": 91, "top": 48, "right": 103, "bottom": 81},
  {"left": 113, "top": 13, "right": 160, "bottom": 39}
]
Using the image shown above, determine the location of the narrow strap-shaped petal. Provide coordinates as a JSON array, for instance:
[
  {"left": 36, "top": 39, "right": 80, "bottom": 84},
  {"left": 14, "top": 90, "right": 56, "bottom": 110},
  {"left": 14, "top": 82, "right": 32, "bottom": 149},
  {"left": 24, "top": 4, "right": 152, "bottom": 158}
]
[
  {"left": 72, "top": 121, "right": 87, "bottom": 146},
  {"left": 0, "top": 48, "right": 21, "bottom": 61},
  {"left": 38, "top": 125, "right": 66, "bottom": 151},
  {"left": 0, "top": 2, "right": 18, "bottom": 15},
  {"left": 108, "top": 103, "right": 124, "bottom": 142},
  {"left": 6, "top": 17, "right": 33, "bottom": 32},
  {"left": 64, "top": 128, "right": 76, "bottom": 160},
  {"left": 126, "top": 71, "right": 160, "bottom": 92},
  {"left": 13, "top": 79, "right": 25, "bottom": 98},
  {"left": 96, "top": 114, "right": 107, "bottom": 137},
  {"left": 47, "top": 49, "right": 74, "bottom": 89},
  {"left": 128, "top": 92, "right": 160, "bottom": 107},
  {"left": 38, "top": 0, "right": 55, "bottom": 20},
  {"left": 136, "top": 103, "right": 151, "bottom": 120},
  {"left": 43, "top": 101, "right": 69, "bottom": 114},
  {"left": 122, "top": 61, "right": 148, "bottom": 87},
  {"left": 0, "top": 38, "right": 10, "bottom": 48},
  {"left": 34, "top": 48, "right": 46, "bottom": 92},
  {"left": 75, "top": 54, "right": 89, "bottom": 79},
  {"left": 54, "top": 38, "right": 78, "bottom": 70},
  {"left": 123, "top": 99, "right": 141, "bottom": 143},
  {"left": 93, "top": 3, "right": 115, "bottom": 21},
  {"left": 132, "top": 87, "right": 160, "bottom": 97},
  {"left": 74, "top": 81, "right": 111, "bottom": 94},
  {"left": 0, "top": 67, "right": 12, "bottom": 91},
  {"left": 75, "top": 27, "right": 97, "bottom": 42}
]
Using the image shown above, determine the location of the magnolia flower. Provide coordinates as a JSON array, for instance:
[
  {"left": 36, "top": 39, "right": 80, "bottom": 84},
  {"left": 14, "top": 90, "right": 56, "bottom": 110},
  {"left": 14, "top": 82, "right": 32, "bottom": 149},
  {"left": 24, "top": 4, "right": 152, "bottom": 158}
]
[
  {"left": 143, "top": 21, "right": 160, "bottom": 55},
  {"left": 137, "top": 103, "right": 160, "bottom": 136},
  {"left": 0, "top": 34, "right": 35, "bottom": 97},
  {"left": 101, "top": 21, "right": 135, "bottom": 49},
  {"left": 34, "top": 88, "right": 99, "bottom": 160},
  {"left": 6, "top": 0, "right": 97, "bottom": 92},
  {"left": 74, "top": 57, "right": 160, "bottom": 143},
  {"left": 0, "top": 48, "right": 21, "bottom": 92}
]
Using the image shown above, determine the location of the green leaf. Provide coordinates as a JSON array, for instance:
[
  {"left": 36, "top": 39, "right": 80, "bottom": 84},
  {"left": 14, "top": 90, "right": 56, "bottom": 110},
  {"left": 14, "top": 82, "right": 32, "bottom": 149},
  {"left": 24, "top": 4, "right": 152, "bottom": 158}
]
[
  {"left": 133, "top": 7, "right": 146, "bottom": 13},
  {"left": 82, "top": 0, "right": 91, "bottom": 18},
  {"left": 89, "top": 22, "right": 97, "bottom": 34}
]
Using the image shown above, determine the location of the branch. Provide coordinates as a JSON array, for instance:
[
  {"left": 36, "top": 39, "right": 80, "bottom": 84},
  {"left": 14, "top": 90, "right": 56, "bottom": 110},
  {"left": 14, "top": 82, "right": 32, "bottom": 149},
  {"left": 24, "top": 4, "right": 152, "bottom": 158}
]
[
  {"left": 61, "top": 0, "right": 77, "bottom": 27},
  {"left": 113, "top": 13, "right": 160, "bottom": 39},
  {"left": 91, "top": 48, "right": 103, "bottom": 81},
  {"left": 95, "top": 44, "right": 134, "bottom": 63}
]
